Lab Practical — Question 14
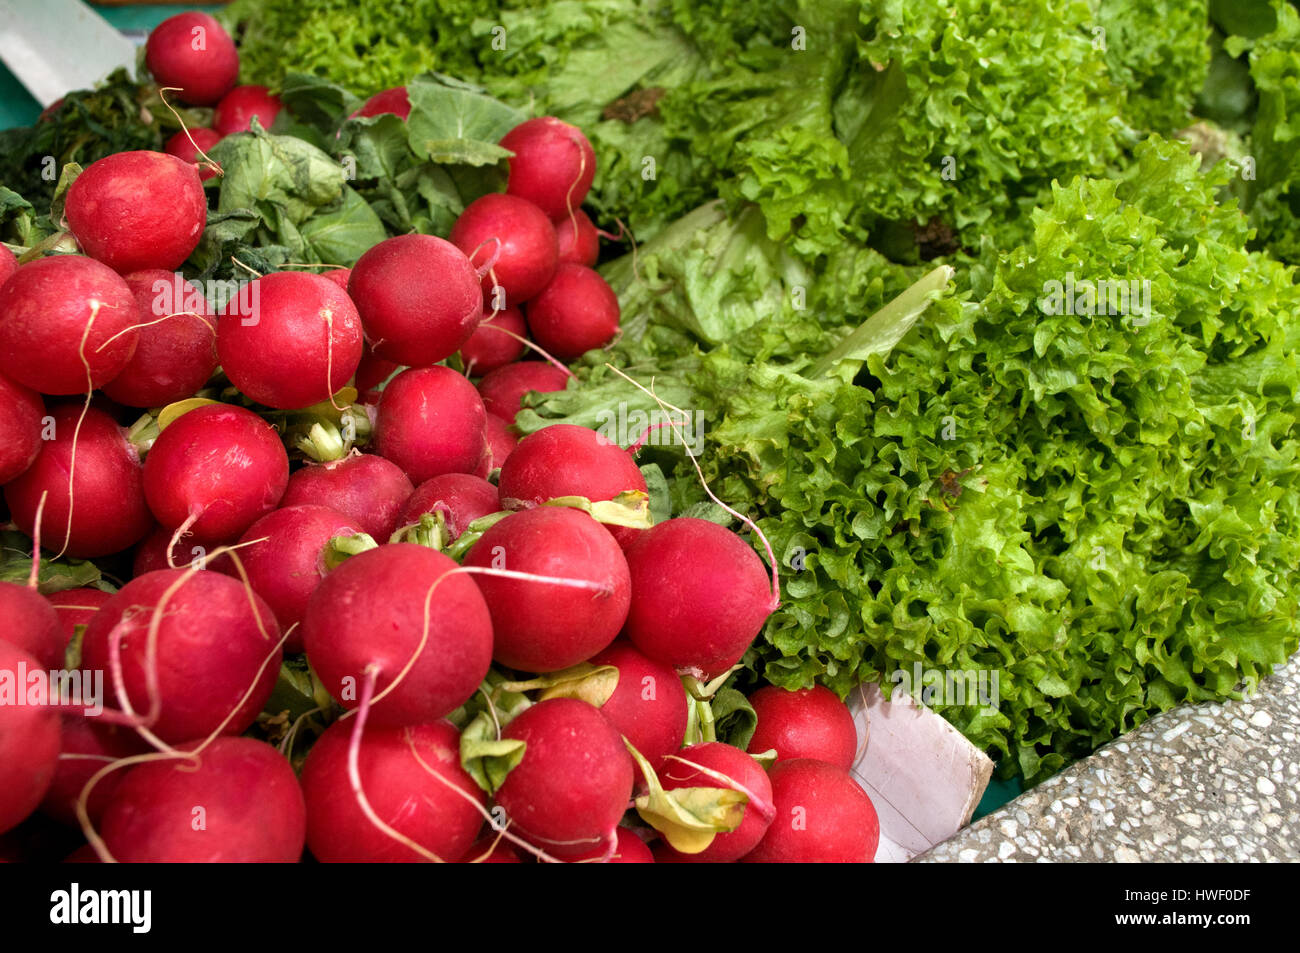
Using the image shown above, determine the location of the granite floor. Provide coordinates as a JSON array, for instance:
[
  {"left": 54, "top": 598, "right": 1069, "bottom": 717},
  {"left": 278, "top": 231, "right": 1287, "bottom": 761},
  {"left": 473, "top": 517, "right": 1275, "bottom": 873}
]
[{"left": 917, "top": 655, "right": 1299, "bottom": 862}]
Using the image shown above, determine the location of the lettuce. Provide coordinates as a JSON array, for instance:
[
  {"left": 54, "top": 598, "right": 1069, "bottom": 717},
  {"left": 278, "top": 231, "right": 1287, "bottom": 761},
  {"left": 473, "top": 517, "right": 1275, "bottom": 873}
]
[{"left": 523, "top": 137, "right": 1300, "bottom": 784}]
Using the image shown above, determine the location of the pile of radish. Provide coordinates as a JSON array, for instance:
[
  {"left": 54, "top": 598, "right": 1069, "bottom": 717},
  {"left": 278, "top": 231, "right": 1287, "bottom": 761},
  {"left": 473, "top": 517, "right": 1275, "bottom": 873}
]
[{"left": 0, "top": 12, "right": 882, "bottom": 863}]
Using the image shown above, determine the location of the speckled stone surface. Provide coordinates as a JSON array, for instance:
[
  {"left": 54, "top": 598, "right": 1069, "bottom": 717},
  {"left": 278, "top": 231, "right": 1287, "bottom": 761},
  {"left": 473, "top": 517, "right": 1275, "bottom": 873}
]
[{"left": 916, "top": 655, "right": 1299, "bottom": 862}]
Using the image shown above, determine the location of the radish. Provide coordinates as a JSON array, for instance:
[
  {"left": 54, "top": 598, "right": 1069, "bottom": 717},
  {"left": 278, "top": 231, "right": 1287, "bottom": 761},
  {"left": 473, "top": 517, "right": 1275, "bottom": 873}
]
[
  {"left": 0, "top": 582, "right": 65, "bottom": 670},
  {"left": 500, "top": 117, "right": 597, "bottom": 220},
  {"left": 569, "top": 827, "right": 655, "bottom": 863},
  {"left": 4, "top": 405, "right": 153, "bottom": 559},
  {"left": 80, "top": 569, "right": 282, "bottom": 743},
  {"left": 0, "top": 244, "right": 18, "bottom": 285},
  {"left": 450, "top": 193, "right": 559, "bottom": 304},
  {"left": 496, "top": 423, "right": 647, "bottom": 548},
  {"left": 554, "top": 209, "right": 600, "bottom": 267},
  {"left": 459, "top": 304, "right": 527, "bottom": 376},
  {"left": 0, "top": 255, "right": 140, "bottom": 395},
  {"left": 746, "top": 685, "right": 859, "bottom": 770},
  {"left": 353, "top": 341, "right": 397, "bottom": 404},
  {"left": 351, "top": 86, "right": 411, "bottom": 120},
  {"left": 622, "top": 518, "right": 774, "bottom": 678},
  {"left": 97, "top": 737, "right": 306, "bottom": 862},
  {"left": 213, "top": 85, "right": 283, "bottom": 135},
  {"left": 463, "top": 507, "right": 630, "bottom": 672},
  {"left": 0, "top": 642, "right": 61, "bottom": 835},
  {"left": 525, "top": 263, "right": 621, "bottom": 361},
  {"left": 39, "top": 717, "right": 145, "bottom": 828},
  {"left": 302, "top": 544, "right": 493, "bottom": 726},
  {"left": 458, "top": 837, "right": 521, "bottom": 863},
  {"left": 396, "top": 473, "right": 500, "bottom": 541},
  {"left": 476, "top": 361, "right": 570, "bottom": 424},
  {"left": 46, "top": 588, "right": 114, "bottom": 649},
  {"left": 483, "top": 413, "right": 518, "bottom": 471},
  {"left": 348, "top": 234, "right": 483, "bottom": 366},
  {"left": 657, "top": 743, "right": 775, "bottom": 863},
  {"left": 281, "top": 452, "right": 413, "bottom": 541},
  {"left": 101, "top": 269, "right": 217, "bottom": 408},
  {"left": 588, "top": 640, "right": 688, "bottom": 768},
  {"left": 742, "top": 759, "right": 879, "bottom": 863},
  {"left": 144, "top": 12, "right": 239, "bottom": 107},
  {"left": 218, "top": 271, "right": 363, "bottom": 409},
  {"left": 132, "top": 526, "right": 176, "bottom": 577},
  {"left": 0, "top": 369, "right": 44, "bottom": 484},
  {"left": 373, "top": 366, "right": 488, "bottom": 483},
  {"left": 322, "top": 267, "right": 352, "bottom": 290},
  {"left": 142, "top": 403, "right": 289, "bottom": 546},
  {"left": 225, "top": 504, "right": 362, "bottom": 651},
  {"left": 66, "top": 151, "right": 207, "bottom": 274},
  {"left": 301, "top": 718, "right": 482, "bottom": 862},
  {"left": 163, "top": 128, "right": 222, "bottom": 181},
  {"left": 494, "top": 698, "right": 634, "bottom": 860}
]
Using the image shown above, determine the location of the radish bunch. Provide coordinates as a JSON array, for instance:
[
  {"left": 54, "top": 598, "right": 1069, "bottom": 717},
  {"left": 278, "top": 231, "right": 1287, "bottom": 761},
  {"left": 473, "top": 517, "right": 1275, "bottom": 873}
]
[{"left": 0, "top": 51, "right": 883, "bottom": 863}]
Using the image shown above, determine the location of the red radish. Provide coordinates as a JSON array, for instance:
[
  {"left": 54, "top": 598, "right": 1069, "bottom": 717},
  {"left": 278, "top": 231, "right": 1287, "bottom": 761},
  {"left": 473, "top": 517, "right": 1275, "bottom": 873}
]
[
  {"left": 373, "top": 366, "right": 488, "bottom": 483},
  {"left": 570, "top": 827, "right": 655, "bottom": 863},
  {"left": 500, "top": 117, "right": 597, "bottom": 220},
  {"left": 224, "top": 505, "right": 361, "bottom": 651},
  {"left": 348, "top": 234, "right": 483, "bottom": 366},
  {"left": 354, "top": 341, "right": 397, "bottom": 404},
  {"left": 459, "top": 305, "right": 526, "bottom": 375},
  {"left": 0, "top": 369, "right": 44, "bottom": 483},
  {"left": 458, "top": 837, "right": 521, "bottom": 863},
  {"left": 280, "top": 453, "right": 413, "bottom": 541},
  {"left": 145, "top": 12, "right": 239, "bottom": 106},
  {"left": 142, "top": 403, "right": 289, "bottom": 546},
  {"left": 213, "top": 85, "right": 283, "bottom": 135},
  {"left": 99, "top": 737, "right": 305, "bottom": 862},
  {"left": 623, "top": 518, "right": 774, "bottom": 678},
  {"left": 555, "top": 209, "right": 600, "bottom": 267},
  {"left": 0, "top": 244, "right": 18, "bottom": 285},
  {"left": 746, "top": 685, "right": 858, "bottom": 770},
  {"left": 218, "top": 271, "right": 363, "bottom": 409},
  {"left": 37, "top": 99, "right": 65, "bottom": 124},
  {"left": 132, "top": 526, "right": 177, "bottom": 577},
  {"left": 301, "top": 718, "right": 482, "bottom": 862},
  {"left": 101, "top": 269, "right": 217, "bottom": 408},
  {"left": 651, "top": 841, "right": 690, "bottom": 863},
  {"left": 0, "top": 642, "right": 61, "bottom": 835},
  {"left": 46, "top": 588, "right": 114, "bottom": 649},
  {"left": 588, "top": 640, "right": 688, "bottom": 768},
  {"left": 526, "top": 263, "right": 621, "bottom": 361},
  {"left": 39, "top": 717, "right": 145, "bottom": 828},
  {"left": 81, "top": 569, "right": 281, "bottom": 743},
  {"left": 496, "top": 424, "right": 647, "bottom": 548},
  {"left": 464, "top": 507, "right": 630, "bottom": 672},
  {"left": 451, "top": 194, "right": 559, "bottom": 304},
  {"left": 163, "top": 127, "right": 222, "bottom": 182},
  {"left": 63, "top": 845, "right": 100, "bottom": 863},
  {"left": 66, "top": 151, "right": 207, "bottom": 274},
  {"left": 0, "top": 583, "right": 64, "bottom": 670},
  {"left": 483, "top": 413, "right": 518, "bottom": 471},
  {"left": 322, "top": 268, "right": 351, "bottom": 290},
  {"left": 0, "top": 255, "right": 140, "bottom": 395},
  {"left": 396, "top": 474, "right": 500, "bottom": 540},
  {"left": 657, "top": 743, "right": 775, "bottom": 863},
  {"left": 4, "top": 405, "right": 153, "bottom": 559},
  {"left": 494, "top": 698, "right": 634, "bottom": 860},
  {"left": 607, "top": 828, "right": 655, "bottom": 863},
  {"left": 476, "top": 361, "right": 571, "bottom": 424},
  {"left": 302, "top": 544, "right": 492, "bottom": 726},
  {"left": 351, "top": 86, "right": 411, "bottom": 121},
  {"left": 742, "top": 759, "right": 879, "bottom": 863}
]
